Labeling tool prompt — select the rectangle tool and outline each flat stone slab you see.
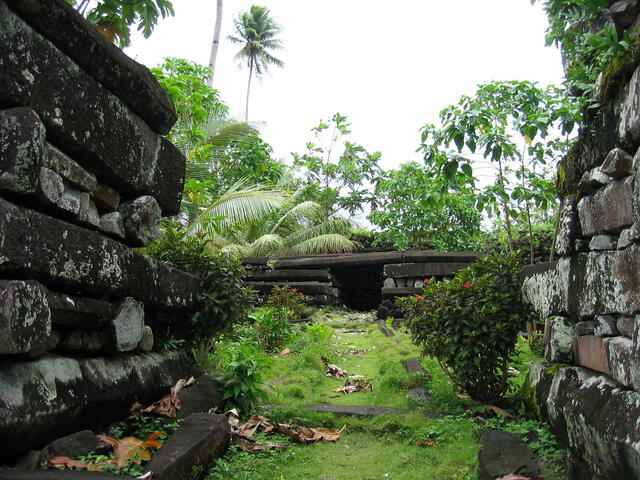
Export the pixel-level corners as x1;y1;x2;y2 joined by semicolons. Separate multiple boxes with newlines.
403;358;426;374
382;287;422;298
377;320;395;337
383;262;471;278
245;269;331;282
247;281;336;296
0;351;194;461
0;197;200;310
0;470;122;479
305;403;444;419
478;430;540;480
145;413;230;480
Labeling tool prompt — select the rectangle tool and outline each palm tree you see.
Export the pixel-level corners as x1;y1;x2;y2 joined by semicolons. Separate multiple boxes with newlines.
207;0;223;86
228;5;284;121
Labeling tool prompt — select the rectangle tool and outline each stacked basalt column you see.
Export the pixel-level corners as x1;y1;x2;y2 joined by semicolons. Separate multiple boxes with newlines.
521;3;640;478
0;0;202;461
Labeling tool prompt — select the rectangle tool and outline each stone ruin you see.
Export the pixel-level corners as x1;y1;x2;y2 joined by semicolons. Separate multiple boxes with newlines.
244;250;476;310
0;0;204;463
521;2;640;477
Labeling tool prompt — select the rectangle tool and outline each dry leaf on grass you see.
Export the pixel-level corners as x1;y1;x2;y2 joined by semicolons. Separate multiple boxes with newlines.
333;379;372;394
477;405;515;418
274;424;347;445
97;431;164;468
325;364;349;379
495;466;544;480
420;440;437;447
144;377;196;417
47;456;111;471
273;347;292;358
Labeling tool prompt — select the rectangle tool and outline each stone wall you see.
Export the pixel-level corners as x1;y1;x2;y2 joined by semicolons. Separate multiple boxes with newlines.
521;2;640;477
0;0;201;461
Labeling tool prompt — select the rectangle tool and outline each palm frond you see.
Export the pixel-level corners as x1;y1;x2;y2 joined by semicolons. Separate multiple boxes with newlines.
284;218;352;248
270;201;322;234
248;233;285;257
286;234;356;255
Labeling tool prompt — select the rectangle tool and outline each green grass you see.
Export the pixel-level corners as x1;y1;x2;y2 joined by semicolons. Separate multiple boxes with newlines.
205;307;559;480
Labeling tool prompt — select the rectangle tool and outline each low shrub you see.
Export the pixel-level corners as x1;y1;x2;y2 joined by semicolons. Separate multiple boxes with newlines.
251;306;295;353
265;285;307;320
219;344;270;415
400;255;534;401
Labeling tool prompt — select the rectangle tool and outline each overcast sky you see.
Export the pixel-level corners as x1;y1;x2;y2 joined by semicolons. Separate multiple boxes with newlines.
125;1;565;170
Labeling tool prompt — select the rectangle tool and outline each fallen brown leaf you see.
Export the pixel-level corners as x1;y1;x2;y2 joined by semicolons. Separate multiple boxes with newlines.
421;440;437;447
47;456;111;471
479;405;515;418
273;347;291;358
98;431;164;468
144;377;196;417
325;364;350;379
275;424;347;444
333;379;372;394
495;465;544;480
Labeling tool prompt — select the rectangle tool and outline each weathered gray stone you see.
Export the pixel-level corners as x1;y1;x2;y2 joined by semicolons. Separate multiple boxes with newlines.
5;0;177;135
82;330;106;352
521;258;570;317
0;4;184;214
523;363;640;479
577;335;610;374
578;176;634;236
0;107;45;195
58;329;84;351
575;238;590;252
589;233;618;251
594;314;619;336
0;197;201;311
56;187;88;216
617;316;636;337
247;281;336;296
244;269;331;282
383;278;395;288
119;195;161;247
619;66;640;148
37;167;64;205
617;224;640;249
604;336;636;387
601;148;634;178
110;297;144;352
0;351;194;462
93;183;120;211
13;450;41;469
403;358;426;374
29;329;60;357
99;211;125;239
545;316;575;363
611;0;640;28
43;144;96;193
78;199;100;228
0;280;51;355
556;196;580;257
137;325;154;353
578;167;612;194
575;320;596;336
144;413;230;480
38;430;101;466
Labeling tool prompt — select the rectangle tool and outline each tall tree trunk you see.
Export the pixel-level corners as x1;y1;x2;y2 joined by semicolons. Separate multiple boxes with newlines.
206;0;223;87
497;158;515;255
520;145;535;265
245;57;254;122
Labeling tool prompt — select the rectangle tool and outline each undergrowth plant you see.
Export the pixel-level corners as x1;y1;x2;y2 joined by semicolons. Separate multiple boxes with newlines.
265;285;307;320
401;255;534;401
220;344;270;415
251;306;295;353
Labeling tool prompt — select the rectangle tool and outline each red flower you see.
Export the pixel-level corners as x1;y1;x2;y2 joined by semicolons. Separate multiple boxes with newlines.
416;295;424;300
298;292;304;296
423;278;429;284
463;283;472;288
290;288;298;292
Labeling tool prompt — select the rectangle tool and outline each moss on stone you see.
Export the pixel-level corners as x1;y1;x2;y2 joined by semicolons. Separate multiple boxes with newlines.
597;48;640;106
519;370;541;419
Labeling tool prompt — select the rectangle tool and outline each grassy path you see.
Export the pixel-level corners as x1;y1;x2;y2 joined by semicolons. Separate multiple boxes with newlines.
206;309;482;480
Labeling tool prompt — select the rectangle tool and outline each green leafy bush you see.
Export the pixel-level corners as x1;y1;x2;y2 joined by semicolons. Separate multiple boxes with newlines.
304;322;333;344
265;285;307;320
251;306;295;353
220;344;269;415
145;222;255;345
400;255;534;401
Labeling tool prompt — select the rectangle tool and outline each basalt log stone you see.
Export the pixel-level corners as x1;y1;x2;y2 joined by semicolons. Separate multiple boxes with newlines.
0;2;184;215
578;176;634;236
383;262;470;278
37;167;64;206
4;0;177;135
521;259;571;318
246;281;336;296
0;107;45;195
244;269;332;282
47;291;113;329
523;363;640;479
109;297;144;352
0;351;195;462
555;196;580;257
0;280;51;355
119;195;161;247
0;197;200;311
99;211;125;239
44;144;97;193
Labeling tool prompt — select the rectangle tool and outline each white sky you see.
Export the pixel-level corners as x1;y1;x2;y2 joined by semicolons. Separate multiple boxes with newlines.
125;0;565;171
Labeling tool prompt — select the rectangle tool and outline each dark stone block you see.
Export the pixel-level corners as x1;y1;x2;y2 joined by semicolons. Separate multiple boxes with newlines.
556;197;580;257
244;269;331;282
0;470;123;479
403;358;425;374
145;413;230;480
177;374;224;419
383;262;470;278
578;177;634;236
601;147;634;178
38;430;101;466
0;197;200;311
0;3;183;214
119;195;161;247
0;107;45;195
4;0;177;135
381;287;422;298
0;351;195;462
246;281;335;296
47;291;113;329
377;319;394;337
478;430;539;480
